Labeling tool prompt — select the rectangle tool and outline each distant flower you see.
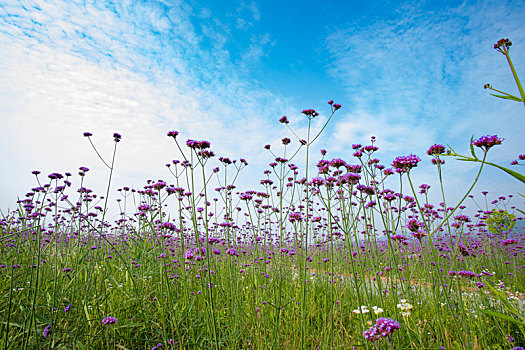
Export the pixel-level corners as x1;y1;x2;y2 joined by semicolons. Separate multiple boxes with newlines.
226;248;238;256
494;38;512;53
32;170;41;175
102;316;117;325
472;135;503;151
167;130;179;138
279;116;289;124
397;299;413;317
113;133;122;142
427;144;446;155
83;132;92;137
43;324;52;338
64;304;71;312
353;305;370;314
302;109;319;118
392;154;421;173
372;306;384;315
407;219;421;232
282;138;291;145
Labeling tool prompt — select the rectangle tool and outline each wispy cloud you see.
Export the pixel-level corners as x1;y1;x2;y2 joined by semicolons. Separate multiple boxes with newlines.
323;0;525;202
0;0;295;211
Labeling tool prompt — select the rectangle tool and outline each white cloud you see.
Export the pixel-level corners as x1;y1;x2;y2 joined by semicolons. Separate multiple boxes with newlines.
0;0;296;215
323;0;525;205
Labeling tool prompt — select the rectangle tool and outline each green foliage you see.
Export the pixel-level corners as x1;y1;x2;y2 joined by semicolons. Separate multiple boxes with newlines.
485;209;516;235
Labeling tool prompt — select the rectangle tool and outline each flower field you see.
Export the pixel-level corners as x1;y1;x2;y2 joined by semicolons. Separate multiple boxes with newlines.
1;101;524;350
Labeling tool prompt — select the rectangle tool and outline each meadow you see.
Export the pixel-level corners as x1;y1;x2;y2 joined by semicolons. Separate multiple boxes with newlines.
1;39;525;350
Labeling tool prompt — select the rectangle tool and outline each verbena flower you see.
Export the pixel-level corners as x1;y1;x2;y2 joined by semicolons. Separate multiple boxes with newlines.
42;324;52;338
363;317;400;342
392;154;421;173
427;144;446;155
472;135;503;151
102;316;117;325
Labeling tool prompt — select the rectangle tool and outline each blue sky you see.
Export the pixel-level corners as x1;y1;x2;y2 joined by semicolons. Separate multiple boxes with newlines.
0;0;524;215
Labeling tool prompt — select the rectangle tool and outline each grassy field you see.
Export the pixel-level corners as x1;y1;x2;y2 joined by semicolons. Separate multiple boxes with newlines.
1;109;525;349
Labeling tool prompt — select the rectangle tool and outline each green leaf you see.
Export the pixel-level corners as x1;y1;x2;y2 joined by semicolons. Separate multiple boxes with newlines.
484;161;525;184
478;309;525;325
469;136;478;160
490;93;524;102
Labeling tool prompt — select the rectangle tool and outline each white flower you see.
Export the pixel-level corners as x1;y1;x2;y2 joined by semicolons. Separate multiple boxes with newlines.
352;305;370;314
372;306;383;315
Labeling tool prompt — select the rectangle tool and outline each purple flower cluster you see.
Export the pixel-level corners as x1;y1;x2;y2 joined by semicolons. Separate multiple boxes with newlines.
362;317;400;342
472;135;503;151
102;316;117;325
427;144;446;155
392;154;421;173
457;270;476;278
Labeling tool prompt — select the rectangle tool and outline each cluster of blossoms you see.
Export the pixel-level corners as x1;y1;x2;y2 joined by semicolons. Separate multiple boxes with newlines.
392;154;421;173
494;38;512;53
352;305;370;314
396;299;413;317
362;318;401;342
102;316;117;325
472;135;504;151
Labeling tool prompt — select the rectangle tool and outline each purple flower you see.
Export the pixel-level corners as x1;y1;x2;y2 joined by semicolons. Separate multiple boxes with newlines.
226;248;238;256
457;270;476;278
167;130;179;138
279;116;289;124
43;324;52;338
302;109;319;118
427;144;446;156
102;316;117;325
392;154;421;173
64;304;71;312
113;133;122;142
363;317;400;342
472;135;503;151
83;132;92;137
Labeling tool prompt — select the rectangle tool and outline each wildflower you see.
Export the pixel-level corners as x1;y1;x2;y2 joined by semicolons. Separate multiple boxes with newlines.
282;138;291;145
83;132;92;137
226;248;238;256
43;324;52;338
353;305;370;314
472;135;503;151
64;304;71;312
457;270;476;278
113;133;122;142
407;219;421;232
427;144;446;155
102;316;117;325
372;306;384;315
494;38;512;53
397;299;413;317
363;318;400;342
167;130;179;138
302;109;319;118
392;154;421;173
279;116;289;124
